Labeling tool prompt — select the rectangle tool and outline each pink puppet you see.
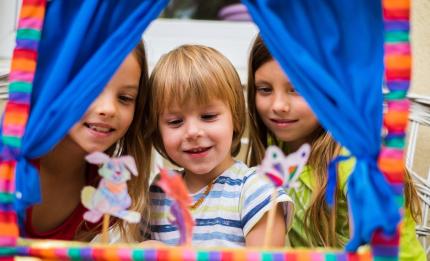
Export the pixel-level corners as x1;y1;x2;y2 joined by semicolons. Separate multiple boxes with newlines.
156;168;194;245
81;152;141;224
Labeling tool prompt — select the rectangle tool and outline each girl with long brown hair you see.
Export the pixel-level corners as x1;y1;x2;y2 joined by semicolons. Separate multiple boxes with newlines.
25;42;152;243
246;35;424;259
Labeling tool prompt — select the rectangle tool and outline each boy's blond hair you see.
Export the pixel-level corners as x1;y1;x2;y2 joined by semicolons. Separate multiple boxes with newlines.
147;44;246;161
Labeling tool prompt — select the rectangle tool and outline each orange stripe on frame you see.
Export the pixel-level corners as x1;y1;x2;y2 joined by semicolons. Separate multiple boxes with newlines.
378;162;405;178
383;0;410;9
384;111;409;126
4;112;28;125
20;5;46;20
0;223;19;236
0;163;15;181
385;55;411;68
11;58;37;72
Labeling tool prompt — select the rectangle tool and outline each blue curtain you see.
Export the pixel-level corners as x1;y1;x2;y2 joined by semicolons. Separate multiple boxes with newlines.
241;0;400;250
10;0;169;227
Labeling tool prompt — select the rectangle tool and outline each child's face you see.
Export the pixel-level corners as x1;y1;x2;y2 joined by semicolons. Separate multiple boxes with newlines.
69;53;141;153
255;59;319;150
159;99;235;178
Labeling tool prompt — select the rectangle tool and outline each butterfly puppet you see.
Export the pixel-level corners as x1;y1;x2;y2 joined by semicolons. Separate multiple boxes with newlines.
257;144;311;191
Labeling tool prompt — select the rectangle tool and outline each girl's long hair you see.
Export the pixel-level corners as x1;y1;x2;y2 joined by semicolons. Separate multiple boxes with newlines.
246;35;422;247
76;41;151;242
246;35;343;247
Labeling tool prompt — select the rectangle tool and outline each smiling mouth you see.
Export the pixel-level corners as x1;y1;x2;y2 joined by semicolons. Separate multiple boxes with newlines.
84;123;115;133
270;118;298;124
184;146;212;155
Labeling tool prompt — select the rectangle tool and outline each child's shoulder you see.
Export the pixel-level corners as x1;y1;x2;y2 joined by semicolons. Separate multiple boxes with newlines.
218;161;257;184
218;161;276;191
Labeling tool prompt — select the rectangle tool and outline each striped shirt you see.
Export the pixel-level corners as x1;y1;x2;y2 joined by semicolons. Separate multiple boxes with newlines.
149;161;294;247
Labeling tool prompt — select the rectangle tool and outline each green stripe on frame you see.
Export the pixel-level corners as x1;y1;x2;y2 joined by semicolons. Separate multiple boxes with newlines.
384;90;407;100
384;138;405;149
2;136;21;148
9;82;32;93
0;193;15;203
385;31;409;43
16;29;41;41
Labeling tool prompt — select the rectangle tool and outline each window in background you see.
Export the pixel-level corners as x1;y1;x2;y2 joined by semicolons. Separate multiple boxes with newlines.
161;0;251;22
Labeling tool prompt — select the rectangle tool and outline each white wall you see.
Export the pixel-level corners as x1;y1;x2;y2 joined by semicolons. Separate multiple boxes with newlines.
0;0;20;59
143;18;258;83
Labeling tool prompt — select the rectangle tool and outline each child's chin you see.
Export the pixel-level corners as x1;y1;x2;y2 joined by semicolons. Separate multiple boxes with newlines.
185;166;213;176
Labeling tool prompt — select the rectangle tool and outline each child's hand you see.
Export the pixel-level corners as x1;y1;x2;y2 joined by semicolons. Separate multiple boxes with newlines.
140;240;166;247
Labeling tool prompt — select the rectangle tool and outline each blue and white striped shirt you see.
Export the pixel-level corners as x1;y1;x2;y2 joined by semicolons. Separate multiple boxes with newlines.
149;161;294;247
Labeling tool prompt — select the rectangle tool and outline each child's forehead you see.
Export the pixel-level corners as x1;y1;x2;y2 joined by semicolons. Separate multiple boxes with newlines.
161;99;227;114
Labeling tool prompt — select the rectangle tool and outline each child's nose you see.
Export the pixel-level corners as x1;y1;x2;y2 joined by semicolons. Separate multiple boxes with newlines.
93;93;116;118
185;121;203;140
272;92;290;113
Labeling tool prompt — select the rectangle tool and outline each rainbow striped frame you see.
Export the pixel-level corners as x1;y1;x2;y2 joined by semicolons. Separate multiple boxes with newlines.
0;0;46;247
372;0;411;260
0;0;411;260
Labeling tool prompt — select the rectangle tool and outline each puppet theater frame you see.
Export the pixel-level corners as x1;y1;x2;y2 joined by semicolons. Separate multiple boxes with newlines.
0;0;412;260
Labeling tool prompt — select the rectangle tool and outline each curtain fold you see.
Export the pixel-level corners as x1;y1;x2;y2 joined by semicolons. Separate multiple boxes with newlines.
1;0;169;228
241;0;400;251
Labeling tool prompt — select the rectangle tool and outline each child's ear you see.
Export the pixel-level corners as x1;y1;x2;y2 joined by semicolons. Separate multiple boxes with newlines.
120;156;138;176
85;152;110;164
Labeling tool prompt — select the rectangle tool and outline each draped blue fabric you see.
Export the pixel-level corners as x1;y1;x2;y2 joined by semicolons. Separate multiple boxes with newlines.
11;0;169;229
241;0;400;251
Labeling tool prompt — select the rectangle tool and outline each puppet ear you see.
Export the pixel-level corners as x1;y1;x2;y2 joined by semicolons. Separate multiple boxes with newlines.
85;152;110;164
119;156;138;176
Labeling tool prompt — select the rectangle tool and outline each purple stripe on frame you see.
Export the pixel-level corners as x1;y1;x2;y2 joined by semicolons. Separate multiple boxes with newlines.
9;93;31;104
144;249;156;260
79;247;93;260
16;39;39;51
16;246;29;255
336;253;347;261
384;21;410;31
0;147;19;161
209;251;221;260
0;203;14;212
385;133;405;139
390;183;404;194
272;252;285;261
372;246;399;257
386;128;406;135
386;80;410;91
